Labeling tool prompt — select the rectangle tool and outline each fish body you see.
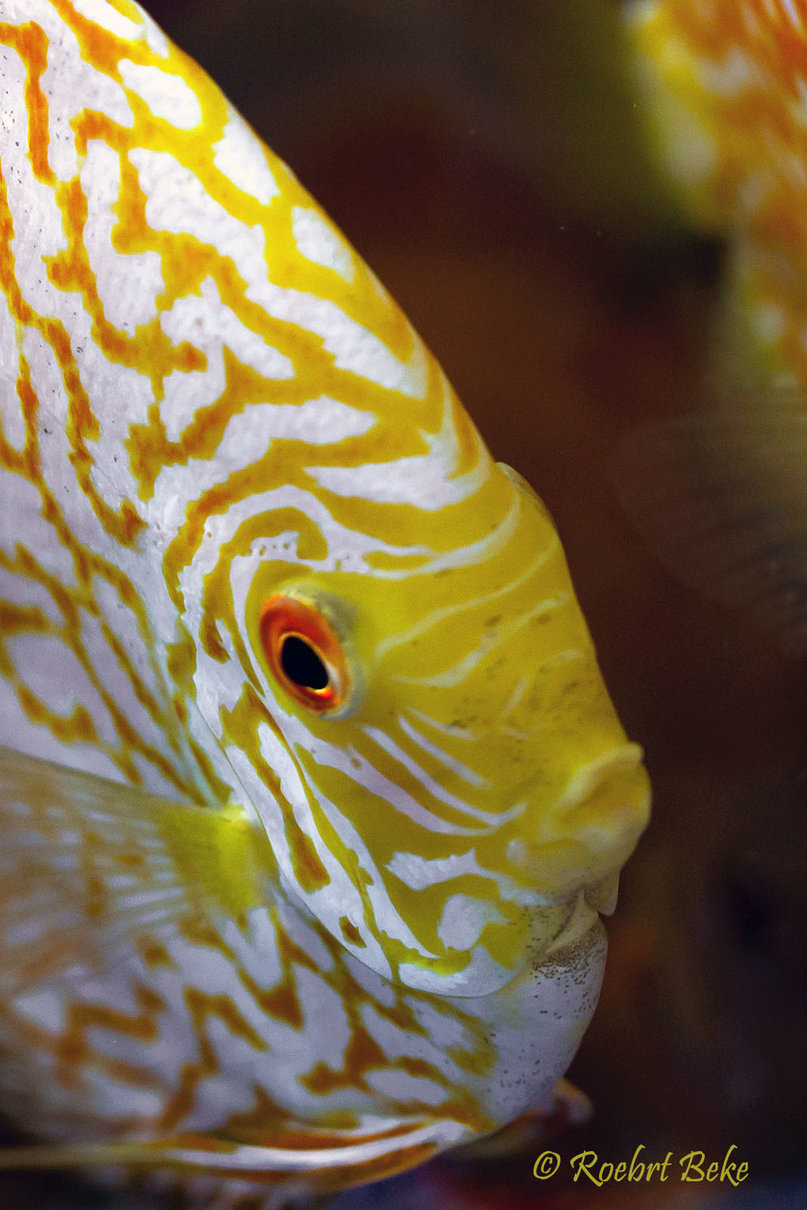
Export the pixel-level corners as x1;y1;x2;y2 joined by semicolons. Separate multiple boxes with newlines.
617;2;807;652
0;1;649;1203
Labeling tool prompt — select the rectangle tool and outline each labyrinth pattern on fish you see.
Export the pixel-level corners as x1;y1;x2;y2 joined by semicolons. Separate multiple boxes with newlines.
0;1;648;1199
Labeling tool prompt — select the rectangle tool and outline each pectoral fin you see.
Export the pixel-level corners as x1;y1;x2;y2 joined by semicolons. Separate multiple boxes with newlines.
0;747;274;991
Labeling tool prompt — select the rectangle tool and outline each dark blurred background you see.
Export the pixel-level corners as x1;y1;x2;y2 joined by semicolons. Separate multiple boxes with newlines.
8;1;807;1206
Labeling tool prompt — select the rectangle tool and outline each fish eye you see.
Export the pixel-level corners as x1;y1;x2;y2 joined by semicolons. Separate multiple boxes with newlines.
280;636;329;690
260;594;350;713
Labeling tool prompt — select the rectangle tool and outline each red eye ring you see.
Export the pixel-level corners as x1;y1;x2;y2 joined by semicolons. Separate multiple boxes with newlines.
259;594;350;713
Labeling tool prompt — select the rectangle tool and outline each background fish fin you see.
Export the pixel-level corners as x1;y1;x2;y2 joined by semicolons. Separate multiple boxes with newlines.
0;748;274;991
611;398;807;655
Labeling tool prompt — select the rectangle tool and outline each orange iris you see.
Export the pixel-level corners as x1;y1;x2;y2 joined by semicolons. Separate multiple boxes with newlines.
259;594;350;713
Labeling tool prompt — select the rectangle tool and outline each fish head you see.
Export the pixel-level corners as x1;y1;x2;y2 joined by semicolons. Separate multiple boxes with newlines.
185;389;649;996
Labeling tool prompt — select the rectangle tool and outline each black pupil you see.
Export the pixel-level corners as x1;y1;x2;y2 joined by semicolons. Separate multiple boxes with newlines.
280;635;329;691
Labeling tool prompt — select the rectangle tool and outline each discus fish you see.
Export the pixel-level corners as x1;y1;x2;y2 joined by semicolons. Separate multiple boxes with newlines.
0;2;649;1205
618;0;807;653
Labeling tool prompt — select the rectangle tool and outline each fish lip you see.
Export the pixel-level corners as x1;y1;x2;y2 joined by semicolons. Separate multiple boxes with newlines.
541;888;607;960
502;884;609;982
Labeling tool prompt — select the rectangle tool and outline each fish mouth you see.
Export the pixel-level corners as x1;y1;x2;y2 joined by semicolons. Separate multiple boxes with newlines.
509;868;621;981
583;868;621;915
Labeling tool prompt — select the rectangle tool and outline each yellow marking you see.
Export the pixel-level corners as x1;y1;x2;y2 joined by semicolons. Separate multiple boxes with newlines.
156;799;274;920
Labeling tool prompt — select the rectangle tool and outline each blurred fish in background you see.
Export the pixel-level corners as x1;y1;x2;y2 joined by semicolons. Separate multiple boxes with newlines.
4;0;806;1207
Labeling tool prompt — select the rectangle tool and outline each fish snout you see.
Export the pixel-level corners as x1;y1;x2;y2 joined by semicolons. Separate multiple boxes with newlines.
502;743;651;903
